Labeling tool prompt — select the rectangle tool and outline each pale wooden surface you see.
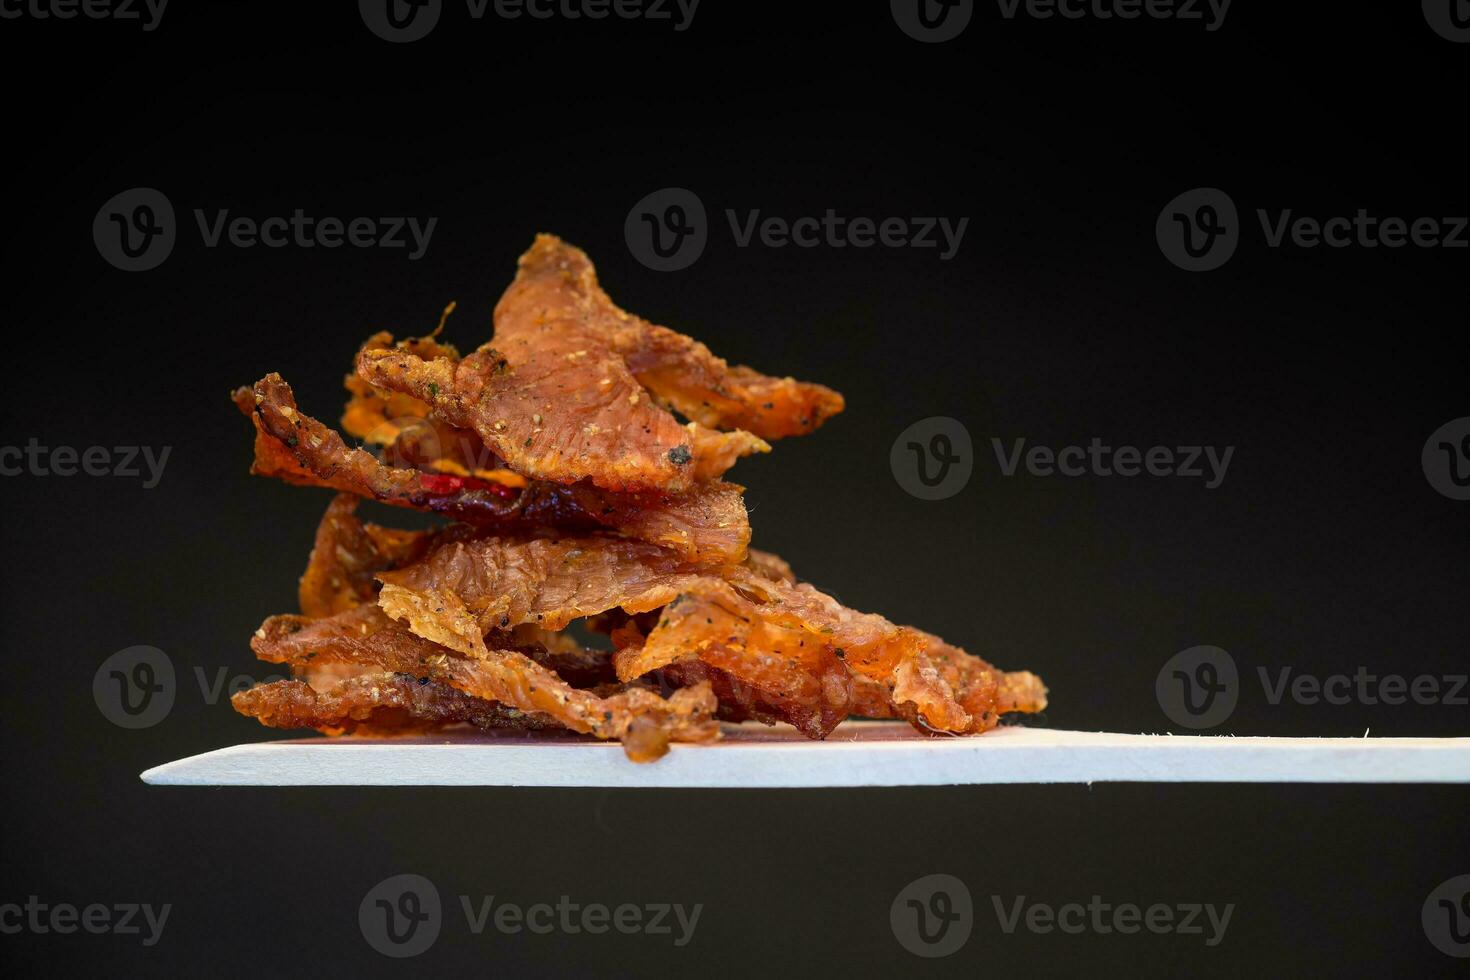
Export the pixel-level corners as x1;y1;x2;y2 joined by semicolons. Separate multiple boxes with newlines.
139;722;1470;787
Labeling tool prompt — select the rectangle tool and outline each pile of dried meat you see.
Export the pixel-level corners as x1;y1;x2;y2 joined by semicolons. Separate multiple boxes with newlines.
231;235;1046;761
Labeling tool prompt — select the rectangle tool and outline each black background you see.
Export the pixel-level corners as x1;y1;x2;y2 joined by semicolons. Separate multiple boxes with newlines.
0;1;1466;975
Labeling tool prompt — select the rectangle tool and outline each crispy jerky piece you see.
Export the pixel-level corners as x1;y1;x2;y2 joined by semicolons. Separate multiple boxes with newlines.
377;531;1041;735
341;327;463;444
515;235;844;439
357;336;766;493
633;587;853;738
341;329;507;479
433;638;717;762
613;564;1042;735
906;630;1048;730
232;672;555;736
376;534;708;634
236;373;750;564
253;605;608;685
298;494;432;617
842;636;1047;733
247;604;717;761
701;573;1047;734
237;374;522;520
355;234;826;492
341;323;461;431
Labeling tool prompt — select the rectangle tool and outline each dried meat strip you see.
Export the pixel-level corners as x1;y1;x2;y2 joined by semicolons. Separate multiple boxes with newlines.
514;235;843;439
355;235;841;493
375;534;706;634
357;332;765;493
378;531;1044;736
245;603;717;761
236;373;750;564
232;672;556;736
298;494;432;617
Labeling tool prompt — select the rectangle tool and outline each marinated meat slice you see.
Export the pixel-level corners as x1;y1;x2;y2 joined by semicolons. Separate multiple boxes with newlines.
252;603;461;674
589;480;749;565
375;534;706;634
429;635;717;762
246;603;718;761
255;604;611;688
636;589;1046;736
357;334;767;494
341;328;461;444
236;373;750;564
905;630;1048;730
378;531;1042;735
512;235;843;439
354;234;843;492
607;569;949;724
630;588;853;738
231;672;556;736
683;424;769;483
298;494;433;617
340;329;507;476
688;572;1046;735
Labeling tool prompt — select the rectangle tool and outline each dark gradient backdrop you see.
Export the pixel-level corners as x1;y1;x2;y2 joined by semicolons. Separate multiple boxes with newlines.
0;2;1465;976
